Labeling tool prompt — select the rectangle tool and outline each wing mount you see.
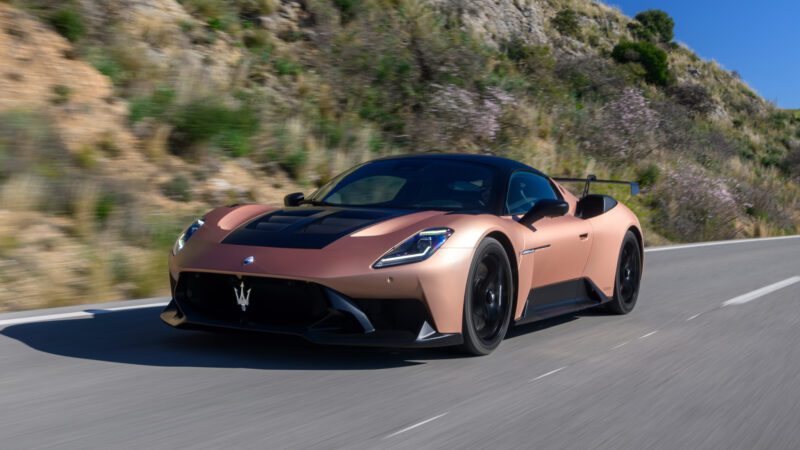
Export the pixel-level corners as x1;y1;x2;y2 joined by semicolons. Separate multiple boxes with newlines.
552;175;640;198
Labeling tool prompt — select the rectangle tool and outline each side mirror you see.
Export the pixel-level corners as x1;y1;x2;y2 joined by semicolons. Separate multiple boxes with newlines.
284;192;305;207
519;199;569;227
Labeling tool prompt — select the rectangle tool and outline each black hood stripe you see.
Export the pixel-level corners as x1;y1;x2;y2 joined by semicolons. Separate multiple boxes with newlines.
221;207;413;249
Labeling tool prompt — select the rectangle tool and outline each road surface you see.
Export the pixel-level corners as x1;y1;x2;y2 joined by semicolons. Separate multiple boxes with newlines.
1;236;799;449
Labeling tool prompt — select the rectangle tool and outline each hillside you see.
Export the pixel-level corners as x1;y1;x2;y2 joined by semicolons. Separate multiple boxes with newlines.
0;0;798;310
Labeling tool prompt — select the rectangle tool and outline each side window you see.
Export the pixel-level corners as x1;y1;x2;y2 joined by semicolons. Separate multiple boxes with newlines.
505;172;558;215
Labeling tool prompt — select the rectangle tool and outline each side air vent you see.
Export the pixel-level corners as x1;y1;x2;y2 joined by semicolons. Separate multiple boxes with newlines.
576;194;618;220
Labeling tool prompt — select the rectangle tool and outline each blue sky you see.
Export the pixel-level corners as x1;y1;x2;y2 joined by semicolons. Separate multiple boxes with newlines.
609;0;800;108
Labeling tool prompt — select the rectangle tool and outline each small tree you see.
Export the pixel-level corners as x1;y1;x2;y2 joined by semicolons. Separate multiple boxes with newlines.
630;9;674;44
611;41;670;86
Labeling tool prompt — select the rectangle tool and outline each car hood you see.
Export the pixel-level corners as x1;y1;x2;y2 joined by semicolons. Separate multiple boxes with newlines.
220;206;421;249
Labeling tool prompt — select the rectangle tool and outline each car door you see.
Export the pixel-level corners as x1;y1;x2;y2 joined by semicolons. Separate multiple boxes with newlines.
506;172;593;308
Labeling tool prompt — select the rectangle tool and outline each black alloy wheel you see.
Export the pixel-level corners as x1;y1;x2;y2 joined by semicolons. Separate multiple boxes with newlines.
461;238;513;355
605;230;642;315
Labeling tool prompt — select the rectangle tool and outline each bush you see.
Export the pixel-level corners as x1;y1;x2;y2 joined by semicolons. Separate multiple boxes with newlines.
170;99;260;157
577;87;660;161
630;9;674;43
637;164;660;189
236;0;280;19
94;192;118;226
739;178;795;230
551;9;580;38
556;56;629;103
322;0;490;145
422;84;513;146
48;6;86;42
0;110;70;180
611;41;670;86
652;166;739;242
161;175;193;202
129;87;176;123
784;140;800;179
333;0;361;24
667;84;715;117
51;85;72;105
273;57;302;76
502;38;556;78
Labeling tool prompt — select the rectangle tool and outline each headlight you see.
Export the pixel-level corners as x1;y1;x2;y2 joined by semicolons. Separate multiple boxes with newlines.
172;218;205;255
373;228;453;268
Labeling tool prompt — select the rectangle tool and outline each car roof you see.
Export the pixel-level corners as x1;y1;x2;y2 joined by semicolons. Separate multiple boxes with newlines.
374;153;545;177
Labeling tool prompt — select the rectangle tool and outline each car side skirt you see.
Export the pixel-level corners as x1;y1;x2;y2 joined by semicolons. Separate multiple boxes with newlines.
515;278;610;325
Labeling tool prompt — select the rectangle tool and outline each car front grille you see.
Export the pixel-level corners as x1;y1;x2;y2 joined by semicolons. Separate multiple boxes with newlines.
175;272;330;328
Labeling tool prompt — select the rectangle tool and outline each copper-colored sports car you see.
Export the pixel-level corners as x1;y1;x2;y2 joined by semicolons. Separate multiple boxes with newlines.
162;154;643;355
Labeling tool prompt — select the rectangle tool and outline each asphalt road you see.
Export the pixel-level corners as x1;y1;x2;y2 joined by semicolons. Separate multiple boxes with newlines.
1;236;799;449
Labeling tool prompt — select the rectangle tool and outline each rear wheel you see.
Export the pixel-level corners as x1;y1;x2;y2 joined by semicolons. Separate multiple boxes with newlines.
460;238;513;356
604;230;642;315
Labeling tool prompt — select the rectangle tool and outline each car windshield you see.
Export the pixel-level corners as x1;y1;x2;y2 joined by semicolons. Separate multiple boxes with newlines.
309;159;498;212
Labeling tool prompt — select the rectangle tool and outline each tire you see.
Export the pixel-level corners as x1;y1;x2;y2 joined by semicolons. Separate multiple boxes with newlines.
604;230;642;315
460;238;514;356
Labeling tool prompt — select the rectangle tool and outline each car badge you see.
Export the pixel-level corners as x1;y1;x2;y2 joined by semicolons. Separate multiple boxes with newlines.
243;256;255;266
234;281;251;312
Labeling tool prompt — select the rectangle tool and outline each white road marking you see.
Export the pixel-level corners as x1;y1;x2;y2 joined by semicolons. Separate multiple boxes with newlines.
384;413;448;439
645;235;799;253
0;311;94;327
638;331;658;339
102;302;168;312
531;366;567;381
687;314;701;321
722;276;800;307
612;341;629;349
0;302;168;327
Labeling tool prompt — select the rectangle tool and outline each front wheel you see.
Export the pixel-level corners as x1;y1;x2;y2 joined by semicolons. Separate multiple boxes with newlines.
460;238;514;356
604;230;642;315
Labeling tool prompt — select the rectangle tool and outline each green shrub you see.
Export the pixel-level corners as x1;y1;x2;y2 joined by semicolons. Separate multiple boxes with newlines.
273;57;302;76
51;85;72;105
94;193;117;226
129;87;176;123
551;9;580;38
281;150;307;179
171;99;260;156
501;38;555;80
630;9;674;43
611;41;670;85
88;52;125;85
637;164;661;188
75;145;98;169
333;0;360;24
48;6;85;42
161;175;193;202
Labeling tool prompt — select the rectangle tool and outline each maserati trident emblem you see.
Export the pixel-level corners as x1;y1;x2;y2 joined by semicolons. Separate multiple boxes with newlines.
234;281;251;311
243;256;255;265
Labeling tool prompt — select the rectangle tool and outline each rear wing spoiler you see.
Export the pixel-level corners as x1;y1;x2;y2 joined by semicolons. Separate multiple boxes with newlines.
552;175;640;198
